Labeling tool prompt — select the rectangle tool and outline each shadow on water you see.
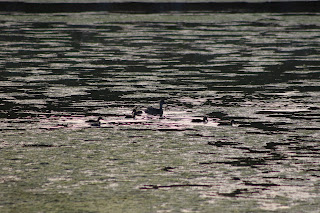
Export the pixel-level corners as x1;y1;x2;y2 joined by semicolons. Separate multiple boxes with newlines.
0;11;320;212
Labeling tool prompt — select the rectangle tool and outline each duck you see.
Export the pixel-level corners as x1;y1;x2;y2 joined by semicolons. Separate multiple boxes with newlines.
125;109;137;118
218;120;235;126
86;116;103;127
133;107;143;116
192;116;208;123
145;100;165;116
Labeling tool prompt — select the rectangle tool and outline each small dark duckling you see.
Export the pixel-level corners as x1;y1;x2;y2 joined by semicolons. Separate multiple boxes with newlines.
192;116;208;123
218;120;235;126
125;109;137;118
135;109;143;116
132;107;143;116
86;116;103;127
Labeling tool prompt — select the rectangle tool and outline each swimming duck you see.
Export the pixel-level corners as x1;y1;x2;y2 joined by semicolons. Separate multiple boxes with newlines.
218;120;235;126
145;100;165;116
125;109;137;118
132;107;143;116
86;116;103;127
192;116;208;123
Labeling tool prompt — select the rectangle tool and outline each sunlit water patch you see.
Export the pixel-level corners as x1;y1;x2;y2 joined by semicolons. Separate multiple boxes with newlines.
0;12;320;212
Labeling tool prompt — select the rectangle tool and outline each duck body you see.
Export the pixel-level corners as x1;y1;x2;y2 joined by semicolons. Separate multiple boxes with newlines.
145;107;163;116
125;109;137;118
145;100;165;116
135;110;143;116
192;116;208;123
86;116;103;127
218;120;235;126
125;114;136;119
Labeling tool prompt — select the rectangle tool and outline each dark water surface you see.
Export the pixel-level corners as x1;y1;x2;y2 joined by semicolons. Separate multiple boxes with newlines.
1;12;320;212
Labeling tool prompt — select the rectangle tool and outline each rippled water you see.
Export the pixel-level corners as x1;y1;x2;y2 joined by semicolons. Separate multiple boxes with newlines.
1;12;320;212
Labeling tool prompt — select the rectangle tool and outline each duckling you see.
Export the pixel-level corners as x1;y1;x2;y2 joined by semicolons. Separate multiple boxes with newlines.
125;109;137;118
145;100;165;116
131;107;143;116
218;120;235;126
135;109;143;116
86;116;103;127
191;116;208;123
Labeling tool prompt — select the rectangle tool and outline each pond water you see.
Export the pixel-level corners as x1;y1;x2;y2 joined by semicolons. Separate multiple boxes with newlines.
0;11;320;212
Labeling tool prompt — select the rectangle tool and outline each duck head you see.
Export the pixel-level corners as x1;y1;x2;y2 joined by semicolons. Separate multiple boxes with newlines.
160;99;165;108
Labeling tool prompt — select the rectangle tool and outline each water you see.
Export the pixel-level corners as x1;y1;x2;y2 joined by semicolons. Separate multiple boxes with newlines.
0;11;320;212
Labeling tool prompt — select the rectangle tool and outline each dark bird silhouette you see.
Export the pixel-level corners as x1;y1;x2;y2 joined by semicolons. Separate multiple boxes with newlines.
191;116;208;123
218;120;235;126
86;116;103;127
145;100;165;116
125;109;137;118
